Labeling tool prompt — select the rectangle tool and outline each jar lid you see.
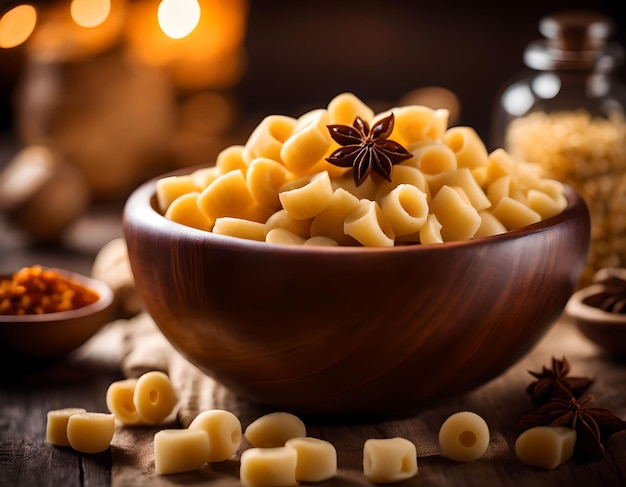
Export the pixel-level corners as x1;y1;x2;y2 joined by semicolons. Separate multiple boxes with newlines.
540;11;614;52
524;11;623;71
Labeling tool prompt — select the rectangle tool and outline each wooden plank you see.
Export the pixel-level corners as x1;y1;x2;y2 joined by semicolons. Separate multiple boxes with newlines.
0;363;117;486
1;321;625;486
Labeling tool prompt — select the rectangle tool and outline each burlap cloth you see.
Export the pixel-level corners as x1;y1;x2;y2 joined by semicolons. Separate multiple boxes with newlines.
83;311;276;486
77;304;605;486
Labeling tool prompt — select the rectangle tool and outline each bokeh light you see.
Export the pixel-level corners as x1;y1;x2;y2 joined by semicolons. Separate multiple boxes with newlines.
0;4;37;49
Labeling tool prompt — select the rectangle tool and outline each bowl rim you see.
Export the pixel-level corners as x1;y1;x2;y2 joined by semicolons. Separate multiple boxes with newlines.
124;167;588;255
0;267;115;324
565;283;626;326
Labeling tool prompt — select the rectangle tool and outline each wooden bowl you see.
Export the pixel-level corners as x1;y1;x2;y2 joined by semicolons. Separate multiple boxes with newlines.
0;269;115;361
565;278;626;358
123;174;590;415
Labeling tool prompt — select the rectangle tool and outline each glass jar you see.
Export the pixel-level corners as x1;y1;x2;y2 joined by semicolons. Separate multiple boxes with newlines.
491;11;626;286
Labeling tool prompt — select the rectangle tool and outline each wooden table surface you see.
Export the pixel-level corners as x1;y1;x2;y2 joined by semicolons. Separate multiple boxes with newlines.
1;210;625;487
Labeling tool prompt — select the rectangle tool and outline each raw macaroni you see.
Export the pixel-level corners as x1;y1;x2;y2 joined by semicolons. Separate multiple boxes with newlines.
240;447;298;487
106;372;177;426
244;412;307;448
514;426;576;470
46;408;87;447
66;412;115;454
363;437;418;483
285;437;337;482
157;93;567;246
154;429;211;475
438;411;490;462
132;371;177;425
188;409;243;462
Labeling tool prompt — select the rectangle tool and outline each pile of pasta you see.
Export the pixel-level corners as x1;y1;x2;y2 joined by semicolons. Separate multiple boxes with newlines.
156;92;567;247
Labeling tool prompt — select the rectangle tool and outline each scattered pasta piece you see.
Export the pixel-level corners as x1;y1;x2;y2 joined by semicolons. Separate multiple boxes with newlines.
46;370;592;480
240;447;298;487
244;412;306;448
66;412;115;454
285;437;337;482
46;408;86;447
438;411;490;462
515;426;576;470
133;371;177;425
363;437;418;483
154;429;210;475
106;378;142;425
188;409;243;462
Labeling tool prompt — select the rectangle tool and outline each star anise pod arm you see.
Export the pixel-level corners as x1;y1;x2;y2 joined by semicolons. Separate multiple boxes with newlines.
526;356;593;404
584;405;626;435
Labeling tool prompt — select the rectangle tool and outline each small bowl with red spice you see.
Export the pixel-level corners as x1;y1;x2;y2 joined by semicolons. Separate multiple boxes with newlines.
0;266;115;360
565;267;626;358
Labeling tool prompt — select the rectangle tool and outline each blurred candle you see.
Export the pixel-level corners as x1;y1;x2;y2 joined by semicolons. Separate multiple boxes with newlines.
70;0;111;28
125;0;248;91
158;0;201;39
25;0;126;62
0;4;37;49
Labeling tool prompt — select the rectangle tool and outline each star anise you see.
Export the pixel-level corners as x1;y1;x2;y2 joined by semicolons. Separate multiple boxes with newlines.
526;356;593;405
325;113;412;187
519;394;626;461
584;267;626;313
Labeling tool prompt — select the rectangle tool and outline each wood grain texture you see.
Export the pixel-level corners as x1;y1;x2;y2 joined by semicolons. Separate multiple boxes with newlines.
2;320;625;486
123;173;590;415
0;364;117;487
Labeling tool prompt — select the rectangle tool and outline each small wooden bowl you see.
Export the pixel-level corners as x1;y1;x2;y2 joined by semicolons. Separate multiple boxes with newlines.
123;174;590;415
565;283;626;358
0;269;115;360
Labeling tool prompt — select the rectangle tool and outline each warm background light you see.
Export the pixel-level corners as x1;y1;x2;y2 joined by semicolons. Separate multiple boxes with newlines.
158;0;201;39
126;0;248;91
26;0;126;62
0;4;37;49
71;0;112;28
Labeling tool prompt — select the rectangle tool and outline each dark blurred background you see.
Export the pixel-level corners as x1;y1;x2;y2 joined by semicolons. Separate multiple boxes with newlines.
1;0;625;144
238;0;626;142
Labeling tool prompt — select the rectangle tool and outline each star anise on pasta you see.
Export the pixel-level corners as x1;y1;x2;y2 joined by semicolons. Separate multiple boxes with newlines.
325;113;412;187
519;394;626;460
526;356;593;405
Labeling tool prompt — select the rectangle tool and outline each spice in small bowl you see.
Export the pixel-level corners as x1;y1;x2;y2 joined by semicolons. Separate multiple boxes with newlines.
565;267;626;358
0;266;115;360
